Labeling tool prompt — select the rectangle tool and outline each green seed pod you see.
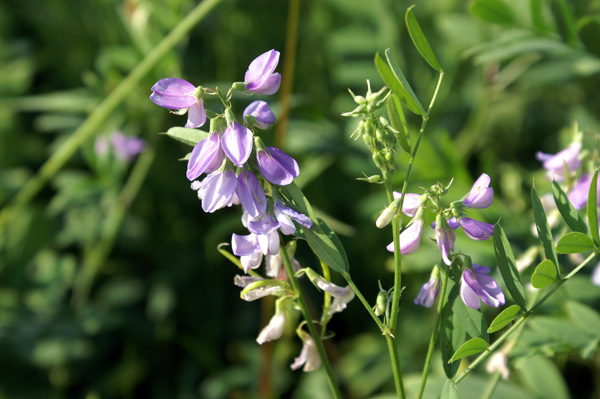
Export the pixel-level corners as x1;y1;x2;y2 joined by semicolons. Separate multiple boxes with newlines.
374;290;388;316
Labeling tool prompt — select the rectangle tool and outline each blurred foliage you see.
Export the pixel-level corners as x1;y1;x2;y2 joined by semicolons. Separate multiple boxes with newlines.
1;0;600;398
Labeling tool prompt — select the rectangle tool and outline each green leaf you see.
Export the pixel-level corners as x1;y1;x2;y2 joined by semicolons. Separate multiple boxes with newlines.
281;183;350;274
385;94;411;154
531;185;560;273
162;127;209;147
469;0;515;26
440;283;465;378
517;355;570;399
405;6;442;72
550;0;578;47
441;379;458;399
493;224;527;309
452;296;489;342
531;259;558;288
578;17;600;57
449;337;488;363
566;300;600;338
488;304;522;333
587;169;599;246
530;0;547;32
374;51;425;116
552;180;589;234
556;231;595;254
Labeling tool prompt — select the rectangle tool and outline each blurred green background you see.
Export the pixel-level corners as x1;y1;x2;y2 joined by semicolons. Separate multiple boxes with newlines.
1;0;600;398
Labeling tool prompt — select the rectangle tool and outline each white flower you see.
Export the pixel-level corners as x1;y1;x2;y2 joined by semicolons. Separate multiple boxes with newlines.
290;335;321;372
486;351;509;380
257;311;286;344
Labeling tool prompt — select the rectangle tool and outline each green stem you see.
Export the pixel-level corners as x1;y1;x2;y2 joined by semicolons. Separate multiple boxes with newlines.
320;260;333;336
280;244;342;399
417;266;449;399
343;273;386;331
454;251;599;384
71;146;156;306
0;0;224;235
482;372;502;399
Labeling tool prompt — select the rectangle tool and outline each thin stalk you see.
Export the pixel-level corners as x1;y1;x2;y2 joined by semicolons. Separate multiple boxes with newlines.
344;274;386;331
71;146;156;306
0;0;224;235
417;266;449;399
481;372;501;399
280;244;342;399
454;251;598;384
320;260;333;336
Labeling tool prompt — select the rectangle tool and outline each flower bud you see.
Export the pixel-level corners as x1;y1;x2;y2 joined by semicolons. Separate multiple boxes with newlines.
376;199;401;228
374;290;387;316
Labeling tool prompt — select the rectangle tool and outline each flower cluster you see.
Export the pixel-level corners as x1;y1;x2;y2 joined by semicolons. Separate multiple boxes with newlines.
151;50;353;372
380;174;503;310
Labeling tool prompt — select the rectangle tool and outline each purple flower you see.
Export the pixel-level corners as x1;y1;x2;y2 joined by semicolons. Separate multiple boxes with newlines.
222;122;254;167
392;192;423;217
386;215;424;254
150;78;206;128
274;199;313;235
244;50;281;95
414;274;440;308
257;147;299;186
232;233;263;273
187;133;224;181
435;220;456;265
460;265;505;310
197;171;237;213
258;231;280;256
463;173;494;209
95;132;146;162
236;170;267;218
459;217;494;241
567;174;600;210
243;101;276;129
536;142;581;182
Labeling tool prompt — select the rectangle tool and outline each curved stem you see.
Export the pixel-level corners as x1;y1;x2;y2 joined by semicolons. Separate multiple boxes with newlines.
0;0;225;235
320;260;333;336
280;243;342;399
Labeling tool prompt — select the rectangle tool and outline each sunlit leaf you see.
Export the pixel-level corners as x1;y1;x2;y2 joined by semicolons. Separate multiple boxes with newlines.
556;232;595;254
440;283;465;378
488;305;521;333
531;185;560;274
449;337;488;363
452;296;489;342
493;224;527;309
386;94;411;154
552;180;589;235
531;259;558;288
162;127;209;147
374;51;425;116
405;6;442;72
587;169;599;246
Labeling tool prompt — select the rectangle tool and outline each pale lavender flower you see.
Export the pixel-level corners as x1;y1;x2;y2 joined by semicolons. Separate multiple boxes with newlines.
459;217;494;241
460;265;505;310
463;173;494;209
257;147;299;186
310;275;355;315
186;133;224;181
536;142;581;181
150;78;206;128
232;233;263;273
244;50;281;95
291;334;321;372
257;311;286;344
414;274;440;308
236;170;267;218
246;213;280;235
243;100;276;129
222;122;253;167
392;192;423;217
273;199;313;235
198;171;237;213
567;174;600;210
435;220;456;266
110;132;146;161
258;230;280;256
386;213;425;254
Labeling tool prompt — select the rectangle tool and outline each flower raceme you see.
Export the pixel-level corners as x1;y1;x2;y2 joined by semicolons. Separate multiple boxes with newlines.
150;78;206;128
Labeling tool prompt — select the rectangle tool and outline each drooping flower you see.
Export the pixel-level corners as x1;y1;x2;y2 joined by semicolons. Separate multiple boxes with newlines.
311;275;355;315
435;217;456;265
460;265;505;310
232;233;263;273
257;147;299;186
244;50;282;95
414;272;441;308
235;170;267;218
243;100;276;129
257;310;286;345
290;333;321;372
186;133;224;181
273;199;313;235
222;122;253;167
196;171;238;213
463;173;494;209
150;78;206;128
392;192;424;217
536;142;581;181
459;217;494;241
386;210;425;254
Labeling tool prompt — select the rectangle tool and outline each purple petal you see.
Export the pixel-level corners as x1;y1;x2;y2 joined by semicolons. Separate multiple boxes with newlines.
185;100;207;128
275;199;313;229
472;270;505;307
150;92;197;110
248;214;280;235
257;147;299;186
151;78;196;96
463;173;494;209
186;134;223;181
387;218;424;254
235;170;267;218
392;192;422;217
201;171;237;213
414;279;440;308
436;226;455;266
243;100;276;129
110;132;146;161
460;272;482;310
232;233;261;256
249;73;281;95
258;231;280;255
222;122;253;167
459;217;494;241
245;50;280;89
